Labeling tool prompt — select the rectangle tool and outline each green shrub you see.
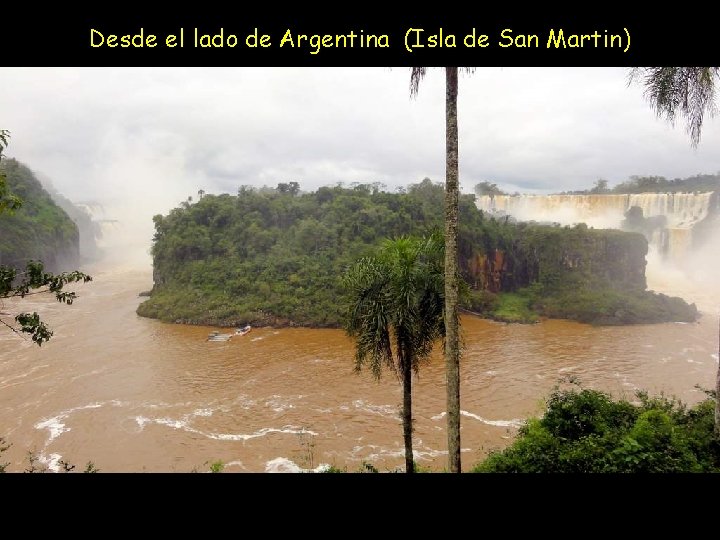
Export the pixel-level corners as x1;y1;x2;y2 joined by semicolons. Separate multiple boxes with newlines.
474;387;720;473
463;290;500;313
490;293;538;323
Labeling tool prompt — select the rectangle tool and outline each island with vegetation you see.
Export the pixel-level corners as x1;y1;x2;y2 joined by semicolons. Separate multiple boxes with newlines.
138;179;697;327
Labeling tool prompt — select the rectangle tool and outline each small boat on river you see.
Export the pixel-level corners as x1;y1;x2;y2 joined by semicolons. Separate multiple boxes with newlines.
235;325;252;336
207;325;251;342
207;331;233;342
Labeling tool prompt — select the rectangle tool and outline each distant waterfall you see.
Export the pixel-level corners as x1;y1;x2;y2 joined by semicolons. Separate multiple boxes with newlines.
626;193;713;228
476;192;715;259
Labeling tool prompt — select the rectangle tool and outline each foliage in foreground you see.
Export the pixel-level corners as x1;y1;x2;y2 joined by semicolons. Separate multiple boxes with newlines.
344;233;445;473
0;158;80;271
0;261;92;345
474;387;720;473
0;442;99;473
0;134;92;345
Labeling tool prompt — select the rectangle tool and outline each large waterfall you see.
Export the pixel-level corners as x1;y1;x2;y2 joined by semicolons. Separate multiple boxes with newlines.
476;192;716;259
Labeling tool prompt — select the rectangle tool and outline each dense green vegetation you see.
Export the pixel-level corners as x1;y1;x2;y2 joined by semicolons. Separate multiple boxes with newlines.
142;180;452;325
467;287;696;325
463;220;697;324
0;158;79;272
475;386;720;473
467;291;538;323
0;141;92;345
467;280;698;326
575;173;720;195
140;179;697;327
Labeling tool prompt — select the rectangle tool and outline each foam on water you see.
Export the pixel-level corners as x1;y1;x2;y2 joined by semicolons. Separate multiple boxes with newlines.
460;410;523;428
264;395;296;413
33;400;128;473
34;401;116;443
211;427;318;441
432;410;522;428
265;457;330;473
38;452;62;473
350;444;473;467
558;365;580;373
70;367;107;382
352;399;397;418
133;413;318;442
0;364;49;389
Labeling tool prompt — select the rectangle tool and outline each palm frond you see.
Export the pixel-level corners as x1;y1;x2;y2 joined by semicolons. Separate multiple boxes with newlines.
342;233;445;379
410;67;427;98
631;67;719;147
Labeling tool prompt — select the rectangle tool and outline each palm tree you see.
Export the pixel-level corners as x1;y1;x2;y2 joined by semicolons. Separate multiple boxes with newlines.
632;67;720;436
411;67;474;472
343;233;445;473
631;68;718;147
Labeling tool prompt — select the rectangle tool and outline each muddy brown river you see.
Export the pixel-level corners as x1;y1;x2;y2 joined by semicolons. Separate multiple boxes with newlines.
1;262;717;472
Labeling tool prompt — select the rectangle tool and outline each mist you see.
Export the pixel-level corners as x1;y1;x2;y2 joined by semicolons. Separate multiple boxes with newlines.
663;229;720;311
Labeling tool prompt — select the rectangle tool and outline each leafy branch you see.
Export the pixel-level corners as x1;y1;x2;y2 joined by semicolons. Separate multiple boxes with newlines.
0;261;92;345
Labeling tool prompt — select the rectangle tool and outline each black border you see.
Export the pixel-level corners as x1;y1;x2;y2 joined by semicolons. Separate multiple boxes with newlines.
1;7;715;66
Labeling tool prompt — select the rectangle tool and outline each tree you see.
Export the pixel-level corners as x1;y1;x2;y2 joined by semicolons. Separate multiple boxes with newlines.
590;179;609;194
411;67;474;472
0;262;92;344
0;131;92;345
343;234;445;473
276;182;300;196
0;130;21;213
475;181;504;197
632;66;720;437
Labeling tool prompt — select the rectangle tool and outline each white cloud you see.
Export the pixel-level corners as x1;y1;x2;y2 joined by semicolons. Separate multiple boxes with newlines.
1;66;719;215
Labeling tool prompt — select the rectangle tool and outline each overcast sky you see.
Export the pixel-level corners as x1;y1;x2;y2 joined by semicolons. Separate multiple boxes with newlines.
2;67;719;219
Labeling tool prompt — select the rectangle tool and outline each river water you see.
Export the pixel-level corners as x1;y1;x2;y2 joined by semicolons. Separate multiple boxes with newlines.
0;261;717;472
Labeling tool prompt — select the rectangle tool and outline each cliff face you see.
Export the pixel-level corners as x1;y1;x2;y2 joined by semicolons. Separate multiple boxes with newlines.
460;226;648;294
0;159;80;272
46;189;103;263
466;250;507;293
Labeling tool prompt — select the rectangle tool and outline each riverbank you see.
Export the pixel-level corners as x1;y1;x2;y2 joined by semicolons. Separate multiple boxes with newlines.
138;281;699;329
465;287;699;326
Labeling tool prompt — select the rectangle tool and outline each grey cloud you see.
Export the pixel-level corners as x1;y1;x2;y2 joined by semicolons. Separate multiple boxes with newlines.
2;66;719;208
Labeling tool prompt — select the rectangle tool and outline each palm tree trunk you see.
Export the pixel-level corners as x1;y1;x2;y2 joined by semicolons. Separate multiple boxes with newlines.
716;314;720;437
445;67;461;473
402;350;414;473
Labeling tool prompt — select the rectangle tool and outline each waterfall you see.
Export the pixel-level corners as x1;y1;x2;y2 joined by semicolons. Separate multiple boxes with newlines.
476;192;715;260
